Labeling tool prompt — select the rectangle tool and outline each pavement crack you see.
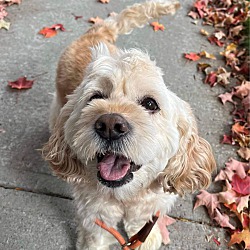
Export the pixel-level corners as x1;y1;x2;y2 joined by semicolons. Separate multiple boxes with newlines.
170;215;222;229
0;184;73;200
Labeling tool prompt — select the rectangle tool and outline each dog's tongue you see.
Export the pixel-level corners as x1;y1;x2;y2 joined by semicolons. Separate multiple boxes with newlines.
98;153;130;181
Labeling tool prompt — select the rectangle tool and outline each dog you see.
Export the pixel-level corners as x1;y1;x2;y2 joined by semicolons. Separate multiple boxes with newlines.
42;1;216;249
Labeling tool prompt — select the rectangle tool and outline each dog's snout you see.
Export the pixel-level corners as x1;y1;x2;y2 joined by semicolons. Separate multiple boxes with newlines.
95;113;130;140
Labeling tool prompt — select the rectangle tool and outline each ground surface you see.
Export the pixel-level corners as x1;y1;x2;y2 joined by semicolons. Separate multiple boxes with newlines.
0;0;239;249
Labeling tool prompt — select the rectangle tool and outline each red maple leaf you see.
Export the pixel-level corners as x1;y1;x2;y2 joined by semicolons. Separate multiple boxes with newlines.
193;0;208;18
8;76;34;90
231;174;250;196
39;23;65;38
205;71;217;87
184;52;201;61
208;36;224;47
221;134;233;145
150;21;165;31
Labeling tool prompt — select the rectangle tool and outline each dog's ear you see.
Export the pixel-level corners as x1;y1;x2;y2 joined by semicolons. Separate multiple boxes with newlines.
160;101;216;196
42;104;85;183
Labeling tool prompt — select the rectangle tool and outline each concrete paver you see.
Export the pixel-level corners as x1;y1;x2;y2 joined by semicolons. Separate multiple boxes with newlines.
0;0;238;249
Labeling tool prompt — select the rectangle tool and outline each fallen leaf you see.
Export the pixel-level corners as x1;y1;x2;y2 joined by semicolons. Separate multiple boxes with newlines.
213;208;235;229
197;63;211;72
216;67;231;86
218;92;235;105
39;23;65;38
237;147;250;161
157;215;176;245
242;94;250;112
219;188;238;206
0;5;7;20
50;23;65;31
236;195;250;213
214;30;226;40
228;228;250;249
205;71;217;87
0;19;10;30
99;0;109;3
88;16;104;24
232;123;249;135
8;76;34;90
231;174;250;196
229;25;244;38
72;13;83;20
184;52;201;61
219;185;249;213
194;190;220;217
208;36;224;47
199;50;216;59
5;0;22;4
234;81;250;98
39;27;57;38
188;10;200;19
215;158;247;182
150;21;165;31
221;134;233;145
193;0;208;18
200;29;209;36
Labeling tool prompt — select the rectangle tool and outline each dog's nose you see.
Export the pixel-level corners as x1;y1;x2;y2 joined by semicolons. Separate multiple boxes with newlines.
95;113;130;140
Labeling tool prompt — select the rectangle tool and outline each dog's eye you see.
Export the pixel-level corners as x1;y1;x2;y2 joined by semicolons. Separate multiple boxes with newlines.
140;97;160;112
89;93;104;102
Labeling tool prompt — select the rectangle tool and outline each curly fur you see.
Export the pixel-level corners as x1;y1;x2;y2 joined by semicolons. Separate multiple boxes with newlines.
42;1;216;249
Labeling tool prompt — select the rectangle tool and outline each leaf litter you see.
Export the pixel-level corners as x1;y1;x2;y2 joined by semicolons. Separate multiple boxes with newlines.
187;0;249;249
0;0;21;30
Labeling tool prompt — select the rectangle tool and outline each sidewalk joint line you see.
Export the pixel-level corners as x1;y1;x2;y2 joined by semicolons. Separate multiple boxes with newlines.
170;215;222;229
0;184;73;200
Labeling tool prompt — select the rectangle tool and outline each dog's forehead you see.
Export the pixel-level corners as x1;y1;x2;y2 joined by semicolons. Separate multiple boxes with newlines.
90;49;167;97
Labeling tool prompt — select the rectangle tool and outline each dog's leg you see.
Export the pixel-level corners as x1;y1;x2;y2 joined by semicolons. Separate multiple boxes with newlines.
76;224;117;250
124;219;162;250
74;189;124;250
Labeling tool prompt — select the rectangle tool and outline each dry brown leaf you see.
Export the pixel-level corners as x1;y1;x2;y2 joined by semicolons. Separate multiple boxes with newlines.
200;29;209;36
228;228;250;249
200;50;216;59
88;16;104;24
99;0;109;3
237;147;250;161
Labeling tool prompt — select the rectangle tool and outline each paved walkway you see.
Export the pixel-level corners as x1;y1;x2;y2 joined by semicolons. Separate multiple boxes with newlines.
0;0;238;249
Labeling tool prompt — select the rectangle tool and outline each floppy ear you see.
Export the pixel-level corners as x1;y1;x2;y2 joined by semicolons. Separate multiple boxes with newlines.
42;103;85;183
160;101;216;196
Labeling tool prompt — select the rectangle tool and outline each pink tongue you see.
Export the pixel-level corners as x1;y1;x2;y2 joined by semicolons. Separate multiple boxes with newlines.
98;153;130;181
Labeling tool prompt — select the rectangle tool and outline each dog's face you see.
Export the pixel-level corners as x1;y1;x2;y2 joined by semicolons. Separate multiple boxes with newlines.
43;44;215;201
64;46;180;200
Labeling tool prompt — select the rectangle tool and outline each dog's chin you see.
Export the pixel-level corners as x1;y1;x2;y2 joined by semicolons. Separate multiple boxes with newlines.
96;152;141;188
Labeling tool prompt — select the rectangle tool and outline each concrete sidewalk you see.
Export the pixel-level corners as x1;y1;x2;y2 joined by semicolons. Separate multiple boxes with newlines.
0;0;237;249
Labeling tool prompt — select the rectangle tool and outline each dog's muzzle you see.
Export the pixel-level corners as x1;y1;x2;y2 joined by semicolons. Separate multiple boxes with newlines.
94;113;141;188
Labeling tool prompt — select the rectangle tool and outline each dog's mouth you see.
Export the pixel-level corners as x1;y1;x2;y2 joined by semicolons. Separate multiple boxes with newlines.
97;152;141;188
